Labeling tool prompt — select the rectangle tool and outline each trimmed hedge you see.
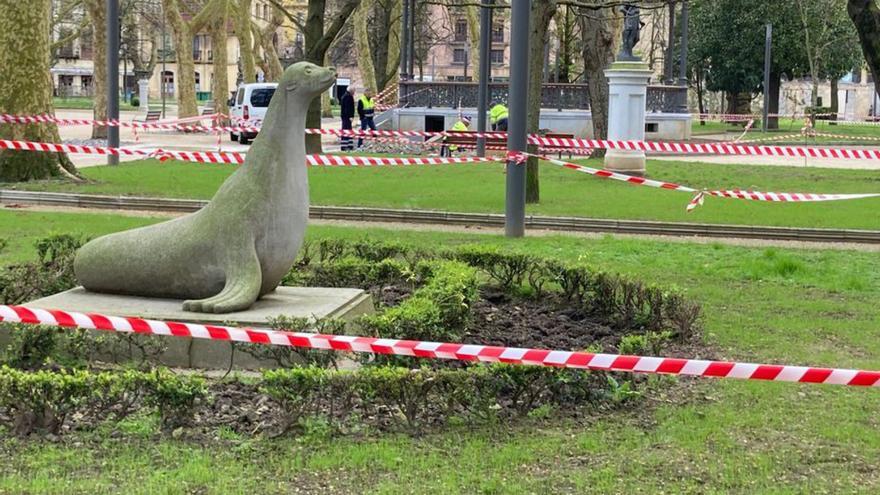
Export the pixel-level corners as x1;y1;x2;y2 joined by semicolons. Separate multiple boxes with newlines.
0;364;609;437
0;366;207;435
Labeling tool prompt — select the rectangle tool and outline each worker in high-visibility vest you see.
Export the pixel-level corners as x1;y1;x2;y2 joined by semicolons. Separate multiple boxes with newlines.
441;115;471;157
489;101;509;131
357;88;377;148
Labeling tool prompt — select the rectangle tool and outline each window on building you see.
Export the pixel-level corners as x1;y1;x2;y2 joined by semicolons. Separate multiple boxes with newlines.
490;49;504;64
81;75;93;96
192;36;201;61
80;32;93;59
263;4;269;19
454;19;468;42
453;48;467;64
491;23;504;42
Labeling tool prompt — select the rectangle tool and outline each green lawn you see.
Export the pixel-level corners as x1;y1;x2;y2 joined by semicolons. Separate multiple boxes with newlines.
693;116;880;141
7;158;880;230
1;208;879;492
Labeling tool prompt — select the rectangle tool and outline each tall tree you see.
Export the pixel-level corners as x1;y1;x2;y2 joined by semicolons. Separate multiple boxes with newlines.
795;0;861;108
82;0;109;138
847;0;880;98
161;0;219;118
0;0;79;181
353;0;402;92
688;0;807;127
577;5;621;152
271;0;360;151
524;0;557;204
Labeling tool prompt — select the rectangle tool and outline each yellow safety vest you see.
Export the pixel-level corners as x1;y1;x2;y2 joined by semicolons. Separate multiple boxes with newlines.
490;104;508;124
359;95;375;116
447;120;469;151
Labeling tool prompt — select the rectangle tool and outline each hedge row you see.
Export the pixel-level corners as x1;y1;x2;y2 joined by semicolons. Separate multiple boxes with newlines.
0;366;206;435
290;239;702;339
0;363;620;437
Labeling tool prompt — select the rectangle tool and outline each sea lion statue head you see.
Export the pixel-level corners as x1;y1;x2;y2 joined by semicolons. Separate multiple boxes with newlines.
280;62;337;105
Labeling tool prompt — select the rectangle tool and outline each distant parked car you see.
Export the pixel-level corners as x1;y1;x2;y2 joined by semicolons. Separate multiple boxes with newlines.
229;83;277;144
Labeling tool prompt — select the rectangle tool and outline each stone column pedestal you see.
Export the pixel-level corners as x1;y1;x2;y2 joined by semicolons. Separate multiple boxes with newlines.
604;61;652;176
137;79;149;112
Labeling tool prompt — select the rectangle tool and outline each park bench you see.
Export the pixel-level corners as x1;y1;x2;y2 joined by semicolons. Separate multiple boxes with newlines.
133;109;161;124
440;130;508;152
441;130;577;158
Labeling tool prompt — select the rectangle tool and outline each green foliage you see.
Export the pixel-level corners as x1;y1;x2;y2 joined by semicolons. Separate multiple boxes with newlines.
237;315;339;369
454;246;533;289
617;331;673;356
358;260;478;367
0;234;84;304
357;366;439;433
142;369;208;430
260;366;329;433
0;365;91;435
1;323;102;370
130;96;140;107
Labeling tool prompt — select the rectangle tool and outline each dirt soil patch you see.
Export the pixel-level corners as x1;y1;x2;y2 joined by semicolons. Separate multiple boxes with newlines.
465;288;625;352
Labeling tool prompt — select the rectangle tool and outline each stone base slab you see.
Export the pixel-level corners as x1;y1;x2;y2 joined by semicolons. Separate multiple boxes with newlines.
11;286;374;369
603;149;647;176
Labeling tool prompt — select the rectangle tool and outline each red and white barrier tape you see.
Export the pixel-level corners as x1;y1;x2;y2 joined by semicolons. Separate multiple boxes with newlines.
0;138;499;167
515;152;880;211
2;137;876;210
2;305;878;387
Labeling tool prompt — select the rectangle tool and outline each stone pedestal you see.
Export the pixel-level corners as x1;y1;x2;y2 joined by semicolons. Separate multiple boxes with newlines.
15;286;374;370
137;79;149;111
604;61;652;176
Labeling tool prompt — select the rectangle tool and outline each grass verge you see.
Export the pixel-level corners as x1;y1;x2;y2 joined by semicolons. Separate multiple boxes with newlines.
5;158;880;230
1;208;879;492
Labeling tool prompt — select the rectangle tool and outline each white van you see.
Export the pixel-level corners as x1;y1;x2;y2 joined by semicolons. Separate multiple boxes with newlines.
229;83;277;144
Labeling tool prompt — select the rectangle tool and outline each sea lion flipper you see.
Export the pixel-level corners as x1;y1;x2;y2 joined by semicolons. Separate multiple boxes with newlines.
182;242;263;314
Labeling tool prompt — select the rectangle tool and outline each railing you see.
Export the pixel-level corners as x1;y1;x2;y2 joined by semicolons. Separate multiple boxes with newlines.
398;81;688;113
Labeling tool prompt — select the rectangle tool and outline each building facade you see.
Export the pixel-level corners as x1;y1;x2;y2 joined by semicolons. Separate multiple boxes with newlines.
50;0;294;105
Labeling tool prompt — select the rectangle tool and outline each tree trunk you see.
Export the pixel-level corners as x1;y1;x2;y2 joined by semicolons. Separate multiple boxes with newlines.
83;0;108;139
304;0;361;153
848;0;880;98
696;69;706;126
579;6;621;156
830;77;839;116
0;0;78;181
304;0;328;153
525;0;557;204
353;0;378;91
381;0;402;89
258;6;285;81
210;14;229;118
234;0;257;84
162;0;199;118
466;5;480;83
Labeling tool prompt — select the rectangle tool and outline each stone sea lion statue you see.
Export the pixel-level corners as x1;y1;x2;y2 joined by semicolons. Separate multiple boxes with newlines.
74;62;337;313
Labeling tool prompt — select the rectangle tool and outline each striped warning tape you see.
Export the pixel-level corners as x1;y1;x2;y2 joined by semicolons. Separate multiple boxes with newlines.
2;305;877;387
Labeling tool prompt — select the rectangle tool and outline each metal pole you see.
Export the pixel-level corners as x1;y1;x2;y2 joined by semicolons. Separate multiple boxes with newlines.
476;0;493;157
400;0;410;80
505;0;529;238
762;23;772;132
665;1;675;84
677;0;689;113
678;0;688;84
107;0;120;165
